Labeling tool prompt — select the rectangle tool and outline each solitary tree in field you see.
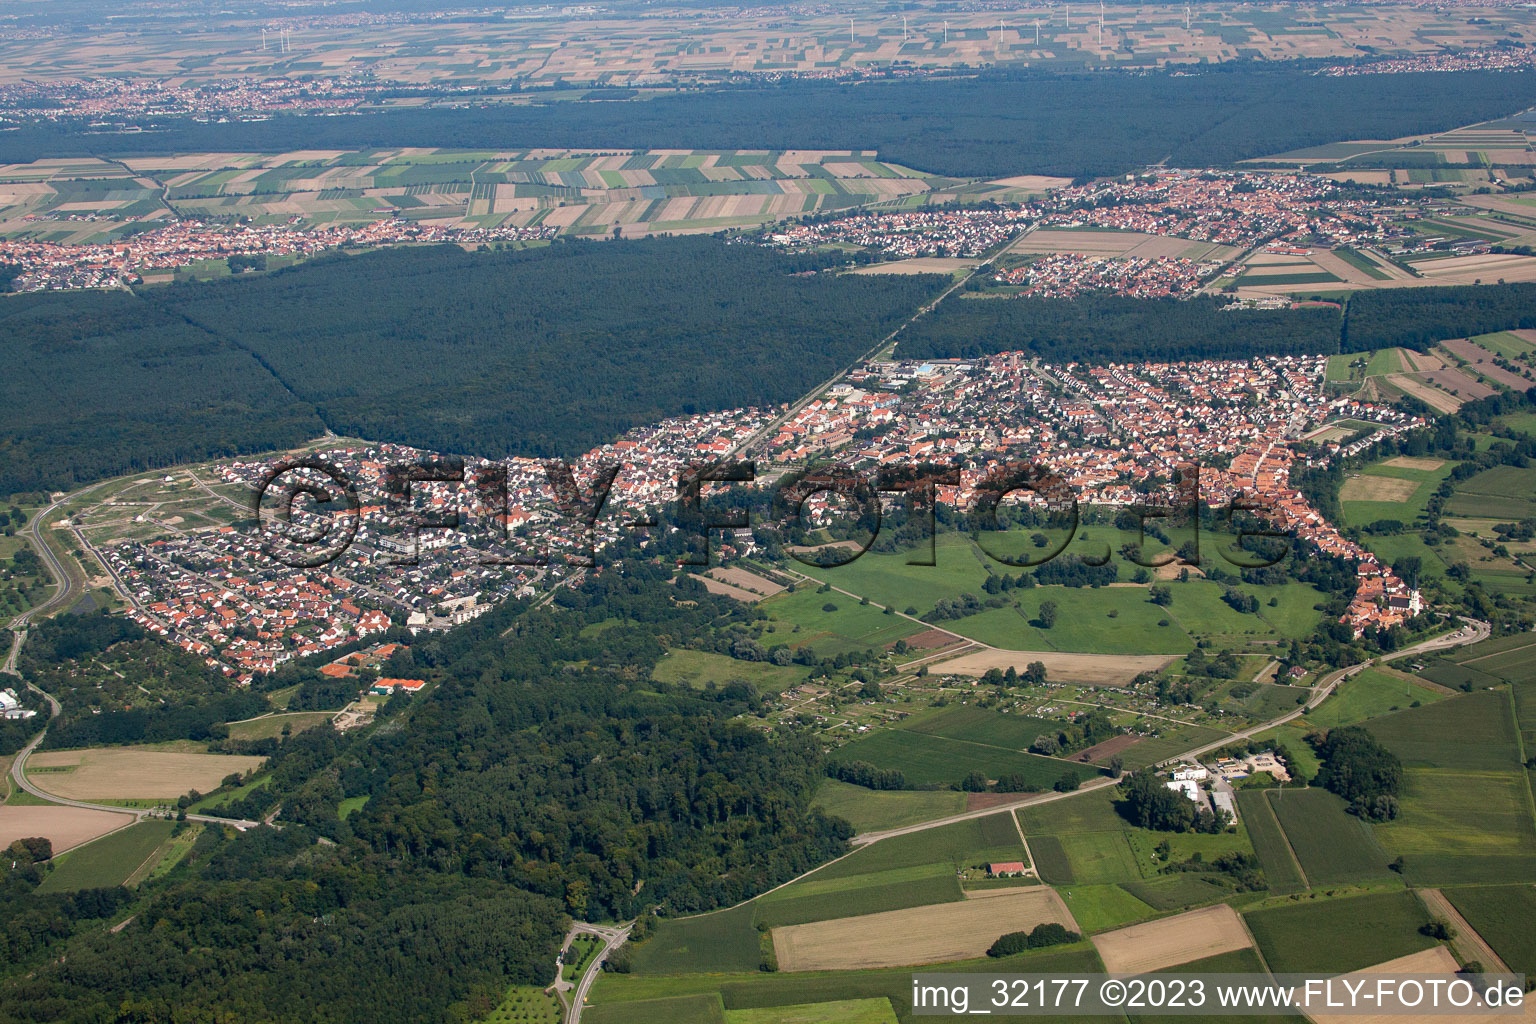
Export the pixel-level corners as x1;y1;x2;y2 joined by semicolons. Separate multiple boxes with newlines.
1038;600;1058;629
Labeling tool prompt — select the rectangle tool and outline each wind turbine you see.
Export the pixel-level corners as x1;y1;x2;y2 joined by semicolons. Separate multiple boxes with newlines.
903;15;908;42
1035;19;1040;43
943;20;948;44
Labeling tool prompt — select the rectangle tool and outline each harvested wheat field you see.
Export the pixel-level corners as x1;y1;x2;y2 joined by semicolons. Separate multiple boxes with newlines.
1092;904;1252;973
706;566;785;597
1384;373;1462;414
0;804;136;853
773;887;1077;971
26;748;267;801
1305;947;1474;1024
1380;456;1446;472
932;649;1174;685
1339;475;1418;503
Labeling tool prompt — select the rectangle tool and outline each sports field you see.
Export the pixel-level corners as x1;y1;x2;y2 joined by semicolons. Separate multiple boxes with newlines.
26;747;267;801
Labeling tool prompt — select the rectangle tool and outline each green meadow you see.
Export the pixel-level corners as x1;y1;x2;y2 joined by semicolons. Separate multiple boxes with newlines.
1244;890;1437;974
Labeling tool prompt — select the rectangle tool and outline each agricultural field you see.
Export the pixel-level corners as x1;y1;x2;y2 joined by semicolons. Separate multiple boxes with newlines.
771;887;1076;971
1365;693;1536;884
1236;790;1307;894
1265;789;1394;887
36;819;176;893
1056;884;1158;934
1091;905;1252;974
826;729;1099;790
1446;464;1536;521
1338;457;1457;530
725;998;897;1024
752;862;962;929
592;945;1107;1024
1243;890;1438;974
0;149;947;247
1441;884;1536;976
587;994;725;1024
1314;666;1445;727
0;804;136;854
630;904;764;976
25;748;267;801
810;780;964;835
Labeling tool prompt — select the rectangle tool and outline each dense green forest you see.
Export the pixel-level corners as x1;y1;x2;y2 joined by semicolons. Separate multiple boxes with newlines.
0;290;323;494
3;67;1532;178
899;293;1343;362
148;239;941;460
0;238;942;493
1342;282;1536;351
0;567;850;1022
12;239;1536;497
17;612;269;749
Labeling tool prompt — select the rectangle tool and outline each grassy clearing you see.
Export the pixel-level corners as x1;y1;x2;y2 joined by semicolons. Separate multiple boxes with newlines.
810;780;964;834
827;730;1097;790
1057;883;1157;933
1244;890;1437;974
1447;464;1536;520
1267;788;1393;886
1055;831;1141;884
36;820;175;892
631;903;762;975
652;648;810;694
224;711;333;741
1442;884;1536;976
1319;666;1444;726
